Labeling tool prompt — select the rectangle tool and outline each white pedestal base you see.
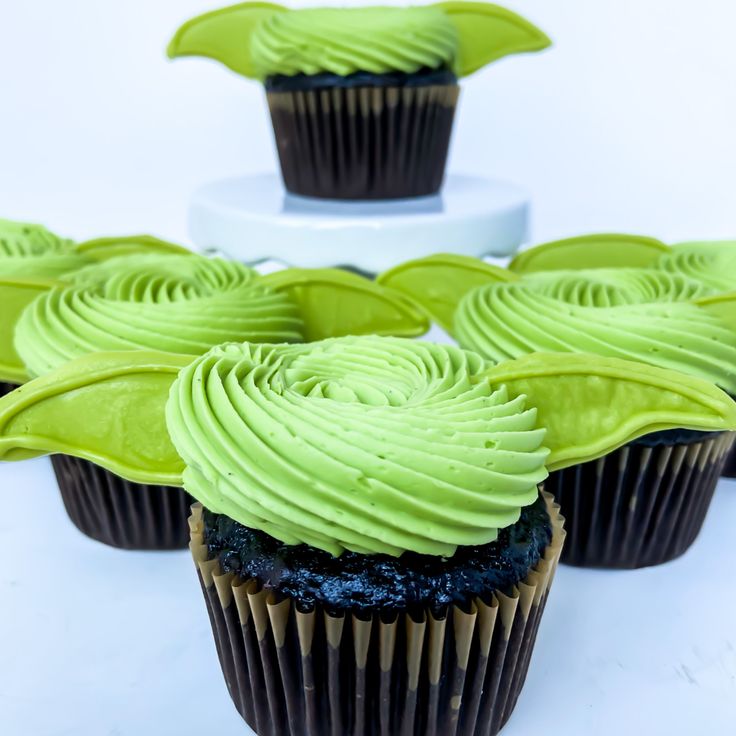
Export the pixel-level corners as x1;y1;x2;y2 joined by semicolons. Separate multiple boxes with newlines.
188;173;529;272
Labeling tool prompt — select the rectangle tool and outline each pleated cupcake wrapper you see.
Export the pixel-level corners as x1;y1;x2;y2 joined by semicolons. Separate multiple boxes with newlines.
545;432;734;569
719;434;736;478
267;84;459;200
189;492;565;736
0;381;19;398
51;454;193;550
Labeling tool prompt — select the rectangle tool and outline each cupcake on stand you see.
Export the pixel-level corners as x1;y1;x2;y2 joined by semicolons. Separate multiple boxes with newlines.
167;2;550;272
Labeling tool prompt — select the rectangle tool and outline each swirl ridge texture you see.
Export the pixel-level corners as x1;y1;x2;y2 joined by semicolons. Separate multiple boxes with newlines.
455;273;736;394
0;218;88;279
15;254;304;377
167;336;549;557
250;7;458;77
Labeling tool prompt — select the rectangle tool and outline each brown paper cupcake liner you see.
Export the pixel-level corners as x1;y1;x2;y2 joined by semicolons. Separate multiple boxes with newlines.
719;434;736;478
189;492;565;736
267;84;459;200
0;381;19;398
51;454;193;550
544;432;733;569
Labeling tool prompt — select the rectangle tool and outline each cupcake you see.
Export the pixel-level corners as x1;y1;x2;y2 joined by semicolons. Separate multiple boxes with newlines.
2;339;734;734
167;2;550;199
0;221;193;398
652;241;736;475
380;256;736;567
10;254;426;550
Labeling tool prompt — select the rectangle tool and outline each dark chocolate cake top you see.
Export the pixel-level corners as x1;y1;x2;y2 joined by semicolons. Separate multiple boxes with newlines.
203;493;552;614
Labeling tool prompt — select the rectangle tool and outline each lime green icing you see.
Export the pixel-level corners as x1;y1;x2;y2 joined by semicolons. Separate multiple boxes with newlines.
168;2;549;79
0;351;188;485
14;254;304;378
2;342;736;556
509;233;669;274
653;241;736;293
454;280;736;394
75;234;191;260
483;353;736;471
261;267;429;340
437;1;551;76
0;279;63;384
523;268;709;306
166;337;548;556
0;218;89;279
377;254;516;333
250;7;458;77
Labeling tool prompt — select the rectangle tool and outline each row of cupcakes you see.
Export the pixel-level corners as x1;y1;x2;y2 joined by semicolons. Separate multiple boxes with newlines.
2;220;735;735
380;234;736;570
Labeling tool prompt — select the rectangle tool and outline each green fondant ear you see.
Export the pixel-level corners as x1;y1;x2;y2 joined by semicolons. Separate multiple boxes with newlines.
0;278;62;384
482;352;736;472
75;235;191;260
436;2;551;76
0;351;191;485
167;2;287;78
260;268;429;341
695;292;736;329
377;254;516;333
509;234;669;273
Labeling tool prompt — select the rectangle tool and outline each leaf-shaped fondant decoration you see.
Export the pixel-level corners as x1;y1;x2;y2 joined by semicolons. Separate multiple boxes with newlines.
0;351;191;485
75;234;191;260
377;254;516;333
167;2;287;78
0;278;61;384
436;2;551;76
509;233;669;273
481;352;736;471
260;268;429;341
695;292;736;329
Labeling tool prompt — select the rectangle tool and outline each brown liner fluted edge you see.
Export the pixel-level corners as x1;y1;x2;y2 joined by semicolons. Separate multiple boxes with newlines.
0;381;18;398
51;454;194;550
189;491;565;736
545;432;734;569
720;433;736;478
267;84;459;200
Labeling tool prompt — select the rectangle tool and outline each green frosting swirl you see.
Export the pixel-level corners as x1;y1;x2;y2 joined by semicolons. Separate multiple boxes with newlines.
166;337;548;557
454;280;736;394
250;7;458;77
653;242;736;293
15;254;304;377
523;268;709;307
0;218;90;279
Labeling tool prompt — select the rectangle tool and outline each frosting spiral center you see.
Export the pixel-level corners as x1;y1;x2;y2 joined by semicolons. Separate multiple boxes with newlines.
167;337;549;557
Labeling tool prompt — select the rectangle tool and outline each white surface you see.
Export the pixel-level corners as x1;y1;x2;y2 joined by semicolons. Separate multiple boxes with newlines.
189;174;529;272
1;456;735;735
2;1;735;245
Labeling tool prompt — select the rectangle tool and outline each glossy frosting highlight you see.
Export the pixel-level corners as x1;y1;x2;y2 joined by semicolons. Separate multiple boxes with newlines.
14;254;303;377
166;337;549;557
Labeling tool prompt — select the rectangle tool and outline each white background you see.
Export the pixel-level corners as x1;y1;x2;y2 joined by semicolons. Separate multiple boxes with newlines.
1;0;735;245
2;2;736;734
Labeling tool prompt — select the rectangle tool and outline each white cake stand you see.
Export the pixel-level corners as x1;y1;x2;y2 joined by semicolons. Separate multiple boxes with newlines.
188;173;529;273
